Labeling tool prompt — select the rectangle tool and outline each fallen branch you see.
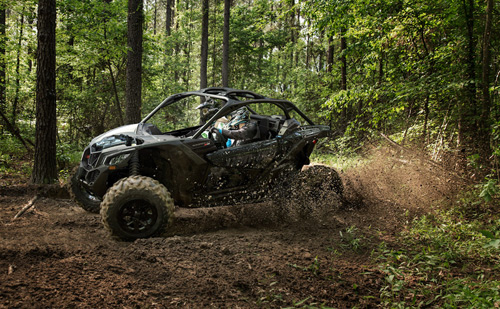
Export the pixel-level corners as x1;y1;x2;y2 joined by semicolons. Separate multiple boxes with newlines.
12;195;41;220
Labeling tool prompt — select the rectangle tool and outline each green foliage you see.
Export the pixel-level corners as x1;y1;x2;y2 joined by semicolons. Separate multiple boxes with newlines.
0;0;499;181
0;135;27;156
376;191;500;307
289;256;321;276
339;225;366;252
478;179;499;203
56;142;81;171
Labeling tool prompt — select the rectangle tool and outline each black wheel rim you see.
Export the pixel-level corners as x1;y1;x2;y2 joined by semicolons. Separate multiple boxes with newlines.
117;200;158;235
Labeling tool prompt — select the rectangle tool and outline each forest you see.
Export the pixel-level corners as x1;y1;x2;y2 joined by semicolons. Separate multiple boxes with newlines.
0;0;498;181
0;0;499;307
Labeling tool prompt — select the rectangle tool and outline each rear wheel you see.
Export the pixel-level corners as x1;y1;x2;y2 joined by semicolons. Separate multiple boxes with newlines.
100;176;175;241
289;165;344;204
300;165;344;197
70;168;101;213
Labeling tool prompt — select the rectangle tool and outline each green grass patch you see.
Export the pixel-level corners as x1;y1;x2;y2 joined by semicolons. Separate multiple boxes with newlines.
375;191;500;308
310;151;368;171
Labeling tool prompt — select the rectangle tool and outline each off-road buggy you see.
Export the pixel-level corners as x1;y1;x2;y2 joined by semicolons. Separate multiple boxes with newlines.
71;87;342;240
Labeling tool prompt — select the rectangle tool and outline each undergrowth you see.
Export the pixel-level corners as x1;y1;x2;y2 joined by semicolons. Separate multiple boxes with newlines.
375;190;500;308
311;149;368;171
0;136;82;184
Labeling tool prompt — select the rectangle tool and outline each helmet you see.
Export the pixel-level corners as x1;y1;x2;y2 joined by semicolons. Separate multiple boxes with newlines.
228;107;250;128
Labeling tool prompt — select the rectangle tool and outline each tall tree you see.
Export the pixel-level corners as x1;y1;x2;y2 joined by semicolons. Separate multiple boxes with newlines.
339;29;347;91
479;0;494;159
458;0;477;155
0;1;6;116
125;0;144;124
326;35;334;73
165;0;173;36
12;8;25;123
32;0;57;184
221;0;230;87
200;0;209;89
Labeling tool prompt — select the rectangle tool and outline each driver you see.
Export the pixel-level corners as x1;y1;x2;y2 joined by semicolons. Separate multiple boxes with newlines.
218;108;259;147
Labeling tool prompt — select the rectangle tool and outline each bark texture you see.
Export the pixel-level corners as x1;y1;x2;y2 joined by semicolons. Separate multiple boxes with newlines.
200;0;209;89
32;0;57;184
222;0;230;87
125;0;143;124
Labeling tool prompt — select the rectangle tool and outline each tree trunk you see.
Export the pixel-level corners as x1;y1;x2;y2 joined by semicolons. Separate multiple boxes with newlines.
458;0;477;152
0;4;6;116
27;14;34;74
422;95;430;145
478;0;493;160
318;29;324;72
211;0;218;85
12;11;25;124
125;0;143;124
108;60;125;126
221;0;230;87
32;0;57;184
166;0;172;36
378;49;384;86
0;108;34;151
326;34;334;73
305;17;310;69
200;0;209;90
340;30;347;91
153;0;157;35
340;29;347;124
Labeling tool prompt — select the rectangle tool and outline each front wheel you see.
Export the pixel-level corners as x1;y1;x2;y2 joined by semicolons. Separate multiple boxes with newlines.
100;176;175;241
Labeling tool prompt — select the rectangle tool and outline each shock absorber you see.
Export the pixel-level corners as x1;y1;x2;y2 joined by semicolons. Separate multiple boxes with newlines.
129;151;140;176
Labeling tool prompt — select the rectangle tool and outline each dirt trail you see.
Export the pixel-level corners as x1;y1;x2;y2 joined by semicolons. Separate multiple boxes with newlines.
0;149;465;308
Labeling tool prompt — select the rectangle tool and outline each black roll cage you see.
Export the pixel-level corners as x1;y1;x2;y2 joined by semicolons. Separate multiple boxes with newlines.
140;87;314;139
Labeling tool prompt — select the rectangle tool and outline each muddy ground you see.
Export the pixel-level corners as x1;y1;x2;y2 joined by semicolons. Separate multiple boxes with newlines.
0;149;465;308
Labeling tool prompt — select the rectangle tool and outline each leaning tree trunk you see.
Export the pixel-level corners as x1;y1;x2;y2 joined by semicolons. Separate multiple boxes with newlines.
32;0;57;184
125;0;143;124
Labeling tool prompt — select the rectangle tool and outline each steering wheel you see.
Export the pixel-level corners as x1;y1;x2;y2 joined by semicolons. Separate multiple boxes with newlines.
209;128;226;149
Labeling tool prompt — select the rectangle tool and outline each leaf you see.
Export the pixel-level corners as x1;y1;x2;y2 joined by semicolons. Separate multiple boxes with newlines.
294;296;311;306
480;230;496;239
484;239;500;249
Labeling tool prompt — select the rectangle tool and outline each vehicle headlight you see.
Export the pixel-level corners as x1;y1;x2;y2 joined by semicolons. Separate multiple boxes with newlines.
107;153;131;166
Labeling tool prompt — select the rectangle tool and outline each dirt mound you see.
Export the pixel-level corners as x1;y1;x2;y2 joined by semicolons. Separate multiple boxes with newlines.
0;149;466;307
